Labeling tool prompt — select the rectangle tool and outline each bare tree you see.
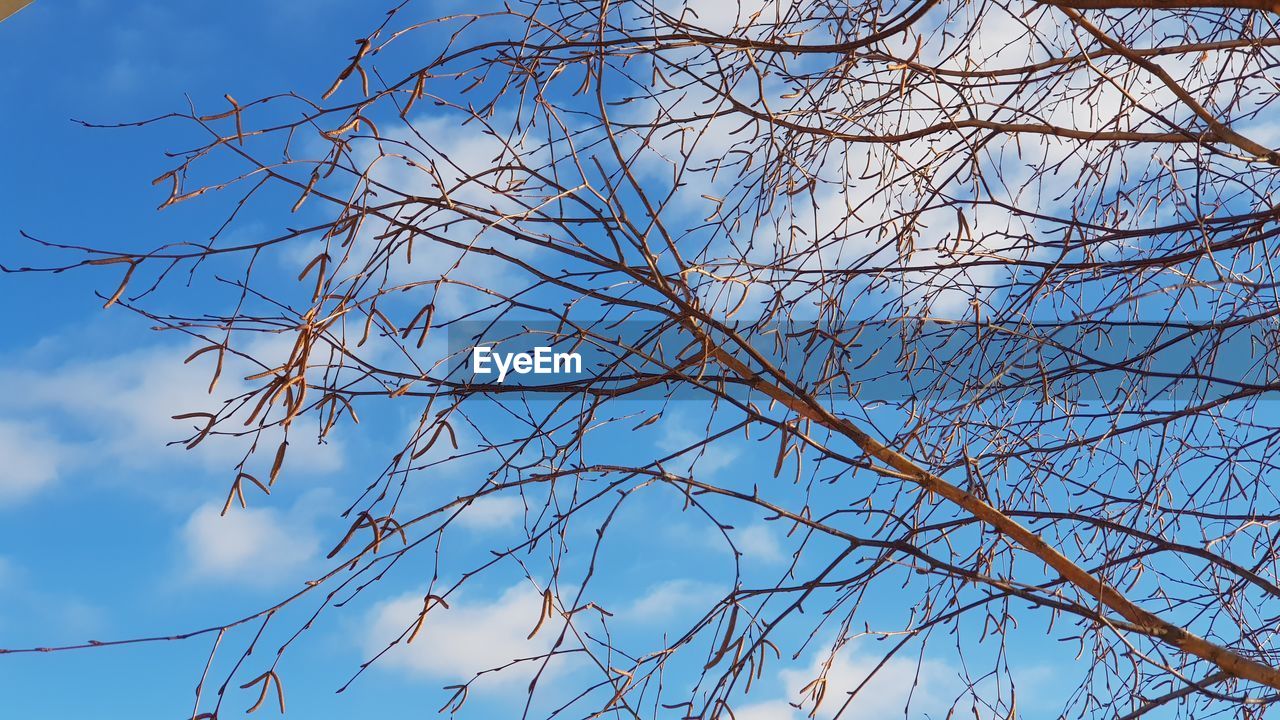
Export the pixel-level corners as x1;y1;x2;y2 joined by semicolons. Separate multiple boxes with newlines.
9;0;1280;717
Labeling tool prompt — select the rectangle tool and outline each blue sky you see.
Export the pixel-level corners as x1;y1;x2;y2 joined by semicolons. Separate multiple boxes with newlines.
0;3;496;717
0;3;1104;719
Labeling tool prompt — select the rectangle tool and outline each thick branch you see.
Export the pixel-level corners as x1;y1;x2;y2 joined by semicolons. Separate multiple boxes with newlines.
686;319;1280;692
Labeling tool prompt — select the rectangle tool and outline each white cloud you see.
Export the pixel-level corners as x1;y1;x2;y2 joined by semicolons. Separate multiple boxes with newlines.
703;522;788;566
0;340;345;480
1;344;219;465
453;495;524;530
282;112;550;334
706;644;968;720
776;643;960;720
0;419;68;505
734;523;787;565
623;579;724;623
0;555;16;588
658;412;739;476
657;0;798;37
365;581;567;687
180;501;320;585
732;700;800;720
0;556;104;638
